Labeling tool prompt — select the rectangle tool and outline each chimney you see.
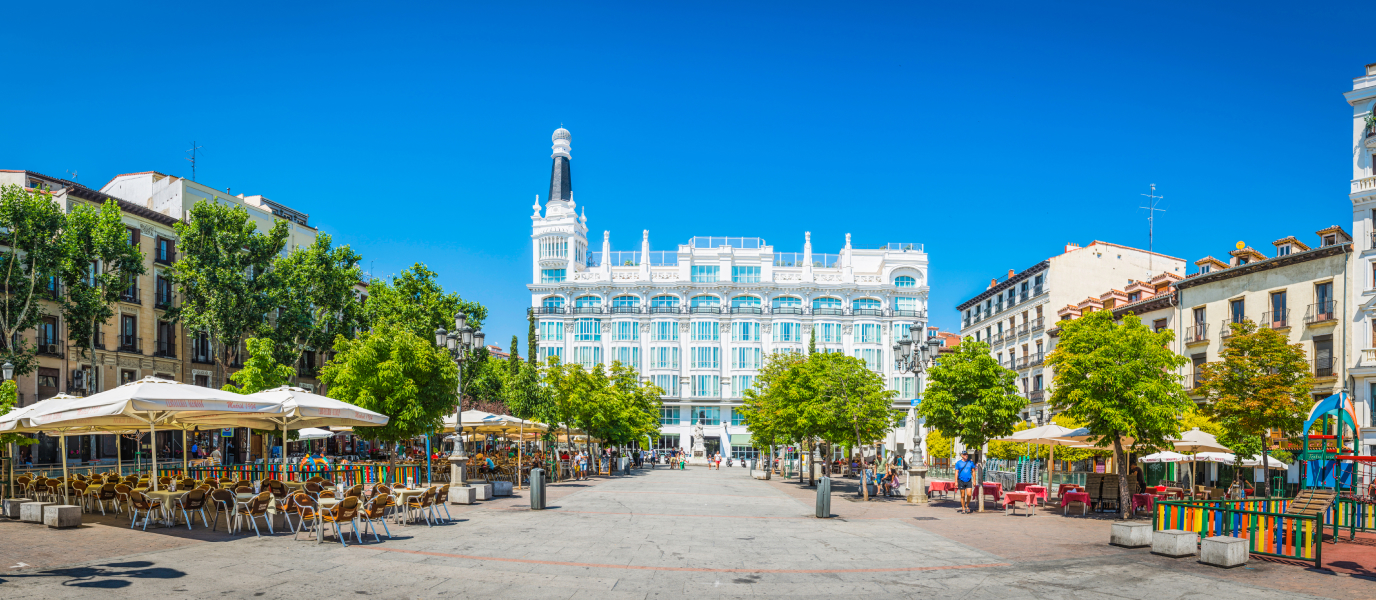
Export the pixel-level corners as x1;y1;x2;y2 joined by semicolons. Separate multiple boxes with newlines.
1007;269;1015;278
988;278;998;289
1065;243;1081;253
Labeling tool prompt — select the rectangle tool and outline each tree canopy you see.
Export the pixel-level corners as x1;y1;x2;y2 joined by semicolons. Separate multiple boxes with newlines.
0;184;72;376
266;232;364;376
1045;310;1191;518
363;263;486;341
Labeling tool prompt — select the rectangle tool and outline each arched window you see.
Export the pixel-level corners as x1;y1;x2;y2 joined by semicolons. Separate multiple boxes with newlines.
812;297;842;312
895;275;916;288
611;295;639;307
730;296;761;307
690;295;719;307
575;296;601;307
542;296;564;309
651;295;679;307
852;298;881;314
771;296;802;308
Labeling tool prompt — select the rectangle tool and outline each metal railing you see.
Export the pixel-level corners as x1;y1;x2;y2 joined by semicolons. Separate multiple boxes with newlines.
1304;301;1337;325
1185;323;1208;343
1220;319;1243;339
688;306;721;314
118;335;141;353
891;309;926;318
191;347;214;364
650;306;682;314
852;308;883;317
1029;353;1044;367
610;306;641;314
1029;390;1045;402
1031;316;1045;330
154;339;176;358
36;339;60;356
572;306;602;314
1260;309;1289;329
529;307;565;315
1313;356;1336;377
119;287;141;304
771;306;804;315
730;306;762;314
154;250;175;265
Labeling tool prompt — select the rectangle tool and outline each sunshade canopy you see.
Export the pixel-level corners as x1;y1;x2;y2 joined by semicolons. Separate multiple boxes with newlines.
28;377;281;429
1171;428;1230;454
1139;451;1189;463
991;424;1079;444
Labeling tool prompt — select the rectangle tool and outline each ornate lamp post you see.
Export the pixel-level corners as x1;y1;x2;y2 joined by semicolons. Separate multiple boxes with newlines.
893;326;942;504
436;312;484;492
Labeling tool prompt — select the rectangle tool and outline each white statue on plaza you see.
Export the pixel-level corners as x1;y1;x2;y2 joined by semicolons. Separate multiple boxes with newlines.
692;422;706;456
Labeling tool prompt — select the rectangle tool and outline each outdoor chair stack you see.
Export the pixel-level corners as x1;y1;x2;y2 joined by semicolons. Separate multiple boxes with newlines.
1100;477;1121;512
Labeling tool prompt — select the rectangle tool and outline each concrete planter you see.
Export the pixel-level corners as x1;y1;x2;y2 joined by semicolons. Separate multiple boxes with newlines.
492;481;513;496
1200;536;1248;568
1110;521;1152;548
448;485;477;505
2;498;33;519
43;505;82;529
1151;529;1197;558
19;501;54;523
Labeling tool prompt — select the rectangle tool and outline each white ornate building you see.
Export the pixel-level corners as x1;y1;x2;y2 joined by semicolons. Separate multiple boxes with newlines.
527;128;931;458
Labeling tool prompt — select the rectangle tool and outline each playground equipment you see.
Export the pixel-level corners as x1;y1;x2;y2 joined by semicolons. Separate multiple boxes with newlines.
1298;392;1375;492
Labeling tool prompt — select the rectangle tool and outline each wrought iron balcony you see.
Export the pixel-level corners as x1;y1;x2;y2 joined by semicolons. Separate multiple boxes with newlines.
610;306;642;314
890;309;925;318
154;339;176;358
154;292;173;310
1029;353;1044;367
191;349;215;365
572;306;603;315
1313;356;1336;378
36;338;61;357
1220;319;1242;339
852;308;883;317
771;306;804;315
650;306;682;314
1304;301;1337;325
812;307;843;316
119;287;141;305
1029;390;1045;402
1260;310;1289;330
1031;317;1045;331
730;306;763;314
1184;323;1208;343
688;306;721;314
529;307;565;315
154;250;175;266
118;335;142;353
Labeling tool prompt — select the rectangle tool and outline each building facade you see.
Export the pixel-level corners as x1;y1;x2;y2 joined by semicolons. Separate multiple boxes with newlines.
957;241;1186;424
1344;63;1376;454
526;128;931;458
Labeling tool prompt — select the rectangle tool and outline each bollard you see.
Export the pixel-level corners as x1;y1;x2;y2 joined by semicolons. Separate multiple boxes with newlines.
530;468;546;510
816;476;832;518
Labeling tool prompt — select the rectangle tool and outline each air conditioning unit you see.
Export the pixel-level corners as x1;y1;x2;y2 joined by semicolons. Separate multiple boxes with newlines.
45;344;57;354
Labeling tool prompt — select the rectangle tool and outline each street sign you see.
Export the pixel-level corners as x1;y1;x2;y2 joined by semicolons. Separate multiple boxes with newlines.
910;396;921;406
221;428;234;438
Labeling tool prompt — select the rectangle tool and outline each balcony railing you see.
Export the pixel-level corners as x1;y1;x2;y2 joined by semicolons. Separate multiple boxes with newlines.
1364;348;1376;367
93;333;105;350
298;365;319;378
1029;390;1045;402
992;332;1004;344
1184;323;1208;343
1220;320;1244;339
1031;317;1045;331
812;307;843;316
1016;356;1029;370
36;338;61;357
117;335;142;353
688;306;721;314
610;306;641;314
890;309;926;318
154;339;176;358
154;292;173;310
730;306;763;314
1183;371;1202;390
650;306;682;314
1260;309;1289;330
1304;301;1337;325
852;308;883;317
1370;231;1376;250
1017;323;1029;336
1029;353;1044;367
529;307;565;315
191;348;214;365
154;251;175;266
572;306;603;314
771;306;804;315
119;287;141;305
1313;356;1336;378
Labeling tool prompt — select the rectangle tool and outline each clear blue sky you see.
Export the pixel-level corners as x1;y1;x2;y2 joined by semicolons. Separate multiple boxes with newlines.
2;2;1369;348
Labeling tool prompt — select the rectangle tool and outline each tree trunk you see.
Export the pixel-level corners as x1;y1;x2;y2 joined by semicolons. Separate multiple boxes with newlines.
857;430;868;501
1259;435;1271;497
1112;435;1130;520
389;440;398;485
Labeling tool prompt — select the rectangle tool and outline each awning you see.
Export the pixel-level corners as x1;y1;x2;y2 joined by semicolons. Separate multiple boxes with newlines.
729;433;752;445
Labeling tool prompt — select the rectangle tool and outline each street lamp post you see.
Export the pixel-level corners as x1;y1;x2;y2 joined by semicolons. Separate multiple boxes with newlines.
436;312;484;496
894;326;942;504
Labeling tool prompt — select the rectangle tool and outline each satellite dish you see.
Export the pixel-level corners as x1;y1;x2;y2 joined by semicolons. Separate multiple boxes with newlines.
1235;241;1245;250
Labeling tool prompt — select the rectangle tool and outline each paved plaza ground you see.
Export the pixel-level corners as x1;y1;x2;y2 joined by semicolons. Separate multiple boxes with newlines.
1;466;1373;599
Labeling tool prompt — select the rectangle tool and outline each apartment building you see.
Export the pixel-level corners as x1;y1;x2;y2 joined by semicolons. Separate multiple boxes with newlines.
527;128;931;459
1174;232;1351;406
1343;63;1376;453
958;241;1186;423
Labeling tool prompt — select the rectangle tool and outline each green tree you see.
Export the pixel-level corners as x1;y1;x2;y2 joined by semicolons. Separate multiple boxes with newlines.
362;263;486;341
527;312;538;366
319;327;458;479
918;340;1026;511
267;233;363;384
1194;319;1313;493
58;199;145;394
810;352;897;500
167;201;288;388
808;328;817;355
926;428;953;463
1045;310;1191;519
222;337;299;449
738;351;815;483
0;184;67;376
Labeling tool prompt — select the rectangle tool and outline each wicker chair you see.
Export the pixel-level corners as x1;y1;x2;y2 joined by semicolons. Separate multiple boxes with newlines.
406;488;436;527
128;492;162;531
361;494;393;542
432;486;452;522
93;483;120;515
343;484;364;499
178;489;211;529
236;492;274;537
320;496;362;546
291;492;320;542
208;488;237;533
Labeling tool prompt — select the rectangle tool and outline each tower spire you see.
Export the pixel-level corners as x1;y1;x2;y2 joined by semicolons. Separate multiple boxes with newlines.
549;127;572;203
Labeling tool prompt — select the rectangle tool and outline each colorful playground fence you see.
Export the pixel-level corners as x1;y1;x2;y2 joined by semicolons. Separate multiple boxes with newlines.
153;463;424;486
1154;498;1324;568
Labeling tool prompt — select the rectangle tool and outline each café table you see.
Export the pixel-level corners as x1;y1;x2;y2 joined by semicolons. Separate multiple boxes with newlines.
1061;491;1091;516
1131;493;1155;513
926;480;957;498
1058;484;1083;497
313;497;341;544
1025;485;1048;505
1013;482;1036;493
390;487;427;524
981;482;1003;502
1003;491;1036;516
144;489;189;527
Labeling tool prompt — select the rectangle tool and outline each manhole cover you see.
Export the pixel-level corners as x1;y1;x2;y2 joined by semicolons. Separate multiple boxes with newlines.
912;517;939;521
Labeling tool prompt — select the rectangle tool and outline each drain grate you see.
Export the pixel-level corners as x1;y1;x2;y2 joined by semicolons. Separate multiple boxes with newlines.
911;517;939;521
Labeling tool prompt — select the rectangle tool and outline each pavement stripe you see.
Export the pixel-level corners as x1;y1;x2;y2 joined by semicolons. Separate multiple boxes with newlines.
497;508;901;520
359;547;1009;574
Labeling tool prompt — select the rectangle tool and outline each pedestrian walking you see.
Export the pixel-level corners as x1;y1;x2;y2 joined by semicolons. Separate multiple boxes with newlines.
955;450;977;513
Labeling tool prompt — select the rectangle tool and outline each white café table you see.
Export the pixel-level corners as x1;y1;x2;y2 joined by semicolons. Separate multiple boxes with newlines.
143;489;189;527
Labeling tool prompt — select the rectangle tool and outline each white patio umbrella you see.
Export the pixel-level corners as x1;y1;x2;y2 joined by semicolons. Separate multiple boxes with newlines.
1139;451;1189;463
205;386;388;481
1241;455;1291;470
1169;428;1230;495
991;424;1081;488
27;377;283;491
296;428;335;440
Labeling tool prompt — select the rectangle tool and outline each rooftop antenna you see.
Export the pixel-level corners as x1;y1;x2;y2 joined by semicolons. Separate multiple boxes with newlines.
65;169;78;183
185;141;204;181
1139;183;1165;275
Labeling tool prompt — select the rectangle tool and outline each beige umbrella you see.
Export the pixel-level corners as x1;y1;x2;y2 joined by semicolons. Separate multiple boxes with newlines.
992;424;1081;489
1170;428;1230;497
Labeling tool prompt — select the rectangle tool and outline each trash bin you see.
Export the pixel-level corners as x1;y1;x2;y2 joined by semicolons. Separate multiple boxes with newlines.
816;477;832;518
530;468;546;510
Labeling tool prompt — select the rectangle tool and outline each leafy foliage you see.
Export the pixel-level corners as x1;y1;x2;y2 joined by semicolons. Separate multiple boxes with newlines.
167;200;288;385
0;184;68;376
223;337;299;440
537;358;661;447
1045;310;1191;518
0;380;35;447
58;199;145;390
919;340;1026;453
362;263;486;341
266;233;363;371
319;327;459;446
1194;319;1313;479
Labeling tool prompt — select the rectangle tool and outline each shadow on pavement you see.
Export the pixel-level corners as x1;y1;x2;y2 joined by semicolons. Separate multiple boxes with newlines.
0;560;185;589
